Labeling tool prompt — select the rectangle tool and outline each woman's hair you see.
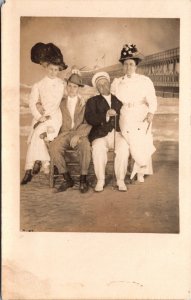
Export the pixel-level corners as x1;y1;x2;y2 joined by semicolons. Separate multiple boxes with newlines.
121;58;140;66
45;62;62;71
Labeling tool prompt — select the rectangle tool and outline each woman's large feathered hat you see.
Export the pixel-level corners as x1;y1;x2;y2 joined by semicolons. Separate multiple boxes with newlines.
31;42;68;70
119;43;144;64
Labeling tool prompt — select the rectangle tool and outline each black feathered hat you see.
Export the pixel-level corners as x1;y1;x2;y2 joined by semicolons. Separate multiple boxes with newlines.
31;42;68;70
119;44;144;65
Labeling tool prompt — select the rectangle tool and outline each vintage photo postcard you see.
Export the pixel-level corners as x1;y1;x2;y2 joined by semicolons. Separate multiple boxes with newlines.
2;0;191;299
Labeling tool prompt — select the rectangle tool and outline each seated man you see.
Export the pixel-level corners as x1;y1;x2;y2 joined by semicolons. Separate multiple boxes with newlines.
85;72;129;192
49;74;92;193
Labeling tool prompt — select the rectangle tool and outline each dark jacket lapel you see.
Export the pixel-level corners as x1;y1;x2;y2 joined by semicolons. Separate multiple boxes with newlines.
99;94;110;110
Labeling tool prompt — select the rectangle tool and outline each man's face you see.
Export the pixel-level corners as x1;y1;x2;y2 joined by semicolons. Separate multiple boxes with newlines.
46;64;60;79
123;59;137;77
67;82;79;97
96;78;110;96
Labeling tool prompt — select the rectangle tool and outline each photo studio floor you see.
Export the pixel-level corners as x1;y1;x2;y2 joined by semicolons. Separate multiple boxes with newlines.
20;141;179;233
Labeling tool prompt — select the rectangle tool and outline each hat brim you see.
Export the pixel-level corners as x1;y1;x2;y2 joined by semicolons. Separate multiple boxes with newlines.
119;57;142;63
67;79;84;87
59;63;68;71
40;61;68;70
92;72;110;88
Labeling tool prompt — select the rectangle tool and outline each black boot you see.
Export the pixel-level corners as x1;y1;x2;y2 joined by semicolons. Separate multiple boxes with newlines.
54;165;59;175
32;160;42;174
63;172;74;182
21;170;33;185
79;175;89;193
56;172;74;192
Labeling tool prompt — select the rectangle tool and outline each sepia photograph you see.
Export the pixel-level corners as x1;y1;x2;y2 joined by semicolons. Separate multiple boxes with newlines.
20;17;179;233
2;1;191;299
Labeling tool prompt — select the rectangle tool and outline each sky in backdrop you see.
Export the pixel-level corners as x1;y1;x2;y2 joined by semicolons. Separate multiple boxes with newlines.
20;17;179;85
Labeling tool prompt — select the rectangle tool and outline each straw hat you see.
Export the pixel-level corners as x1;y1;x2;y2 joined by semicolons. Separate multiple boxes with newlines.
67;74;84;87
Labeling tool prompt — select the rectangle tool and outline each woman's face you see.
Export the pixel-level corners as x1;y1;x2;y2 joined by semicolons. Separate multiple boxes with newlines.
46;64;60;79
67;82;79;98
123;59;137;77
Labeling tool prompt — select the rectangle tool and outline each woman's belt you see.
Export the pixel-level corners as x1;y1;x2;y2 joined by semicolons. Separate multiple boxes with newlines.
124;101;146;108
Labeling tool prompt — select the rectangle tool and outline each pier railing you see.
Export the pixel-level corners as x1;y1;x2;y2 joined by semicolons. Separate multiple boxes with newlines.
138;47;179;89
82;47;179;97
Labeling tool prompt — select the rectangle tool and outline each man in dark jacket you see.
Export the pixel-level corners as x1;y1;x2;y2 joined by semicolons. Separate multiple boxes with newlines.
85;72;129;192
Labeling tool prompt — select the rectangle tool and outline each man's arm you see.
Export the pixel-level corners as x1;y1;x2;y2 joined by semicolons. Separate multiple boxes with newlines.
36;102;45;115
29;83;43;121
72;120;92;138
69;121;92;149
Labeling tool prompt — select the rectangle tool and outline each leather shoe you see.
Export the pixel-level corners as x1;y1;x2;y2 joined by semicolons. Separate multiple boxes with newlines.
32;160;42;174
56;179;74;192
95;180;105;192
54;165;59;175
21;170;33;185
79;175;89;193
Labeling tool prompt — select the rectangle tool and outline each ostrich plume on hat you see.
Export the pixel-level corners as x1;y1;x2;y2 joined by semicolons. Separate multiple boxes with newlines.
31;42;68;70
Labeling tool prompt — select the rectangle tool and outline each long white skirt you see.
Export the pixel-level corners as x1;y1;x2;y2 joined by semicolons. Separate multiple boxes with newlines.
25;111;62;170
119;106;155;178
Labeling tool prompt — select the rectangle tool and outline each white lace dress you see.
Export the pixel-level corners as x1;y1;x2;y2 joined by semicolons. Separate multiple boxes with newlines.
25;76;65;170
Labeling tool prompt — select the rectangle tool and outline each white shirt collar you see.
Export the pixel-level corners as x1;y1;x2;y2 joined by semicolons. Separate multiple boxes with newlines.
45;76;58;81
102;94;111;107
124;73;136;79
68;95;78;102
67;96;79;128
103;94;111;100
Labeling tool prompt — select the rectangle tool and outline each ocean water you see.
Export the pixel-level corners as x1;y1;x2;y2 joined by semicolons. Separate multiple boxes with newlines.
20;84;179;141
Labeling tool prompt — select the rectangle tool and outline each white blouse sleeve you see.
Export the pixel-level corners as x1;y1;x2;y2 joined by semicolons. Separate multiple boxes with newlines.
110;78;118;96
29;83;42;121
145;77;157;114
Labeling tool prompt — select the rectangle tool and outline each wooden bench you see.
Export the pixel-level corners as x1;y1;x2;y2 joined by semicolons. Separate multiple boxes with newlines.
49;148;134;188
49;149;113;188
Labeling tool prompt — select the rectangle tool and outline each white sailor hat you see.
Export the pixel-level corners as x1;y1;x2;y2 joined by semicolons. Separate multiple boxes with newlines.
92;71;110;88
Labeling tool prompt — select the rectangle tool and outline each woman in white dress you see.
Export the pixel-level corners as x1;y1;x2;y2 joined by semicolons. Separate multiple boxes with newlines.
21;43;67;185
111;43;157;182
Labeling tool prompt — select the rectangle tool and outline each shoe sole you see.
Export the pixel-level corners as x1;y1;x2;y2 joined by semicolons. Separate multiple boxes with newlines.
32;170;41;175
56;182;74;193
80;189;89;193
55;187;73;193
117;185;127;192
21;177;32;185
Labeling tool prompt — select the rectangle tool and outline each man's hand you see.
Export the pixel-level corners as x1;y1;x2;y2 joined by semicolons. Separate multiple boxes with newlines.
143;112;154;124
106;109;117;120
71;65;80;75
39;115;51;123
106;109;117;122
70;135;81;149
36;102;45;115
